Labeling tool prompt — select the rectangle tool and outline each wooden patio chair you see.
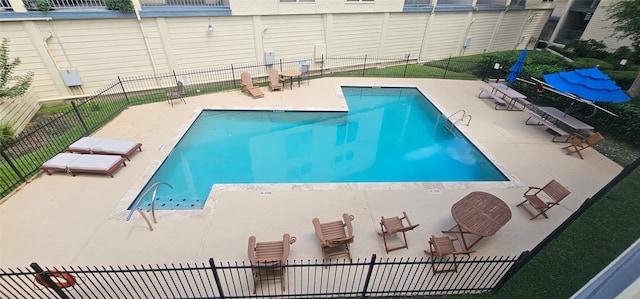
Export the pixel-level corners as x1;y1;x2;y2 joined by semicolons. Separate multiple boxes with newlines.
424;235;471;273
267;69;283;91
379;211;419;253
240;72;264;99
247;233;296;294
562;132;604;159
516;179;571;220
312;213;355;262
166;81;186;107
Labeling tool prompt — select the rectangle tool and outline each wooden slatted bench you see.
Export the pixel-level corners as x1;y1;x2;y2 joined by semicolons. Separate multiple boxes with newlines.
525;112;570;142
478;87;508;110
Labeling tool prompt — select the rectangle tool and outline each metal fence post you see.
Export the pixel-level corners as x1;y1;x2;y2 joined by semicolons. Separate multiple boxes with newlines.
231;64;237;89
492;158;640;294
360;254;376;298
403;53;410;78
208;258;226;299
172;70;180;84
117;76;130;105
482;57;493;81
0;150;25;182
362;55;367;77
321;54;324;77
30;262;70;299
70;101;90;135
443;56;451;79
491;250;531;292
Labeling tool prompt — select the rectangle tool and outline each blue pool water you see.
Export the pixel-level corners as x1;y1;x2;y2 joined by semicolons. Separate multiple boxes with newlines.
131;86;507;210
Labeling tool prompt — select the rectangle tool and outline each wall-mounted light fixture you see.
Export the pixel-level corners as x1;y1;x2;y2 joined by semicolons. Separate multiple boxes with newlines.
208;24;213;32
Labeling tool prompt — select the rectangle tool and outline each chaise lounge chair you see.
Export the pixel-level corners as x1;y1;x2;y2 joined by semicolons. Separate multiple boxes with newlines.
67;137;142;160
241;72;265;99
267;69;283;91
248;234;296;294
312;213;355;262
562;132;604;159
516;179;571;219
40;153;127;177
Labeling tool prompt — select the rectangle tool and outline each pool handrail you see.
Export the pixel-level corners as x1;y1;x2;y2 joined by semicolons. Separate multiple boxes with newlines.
126;182;173;231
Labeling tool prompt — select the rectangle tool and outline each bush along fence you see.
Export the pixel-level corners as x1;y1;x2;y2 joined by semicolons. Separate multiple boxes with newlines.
0;253;526;298
0;54;490;199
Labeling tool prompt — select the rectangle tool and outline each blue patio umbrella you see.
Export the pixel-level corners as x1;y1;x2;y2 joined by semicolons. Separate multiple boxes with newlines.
541;67;630;117
505;49;528;83
543;67;630;103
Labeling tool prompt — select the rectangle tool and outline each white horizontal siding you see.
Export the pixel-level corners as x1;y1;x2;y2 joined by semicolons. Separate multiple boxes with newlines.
519;10;550;49
0;10;546;108
0;88;40;134
0;23;59;100
0;25;40;133
490;11;527;51
382;13;429;57
464;12;500;55
582;0;632;50
230;0;405;15
43;19;156;91
261;15;326;61
330;13;384;56
423;12;468;59
167;17;258;70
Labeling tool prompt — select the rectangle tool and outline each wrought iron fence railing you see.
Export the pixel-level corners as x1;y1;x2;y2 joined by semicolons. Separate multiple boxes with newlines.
0;254;525;298
0;54;490;199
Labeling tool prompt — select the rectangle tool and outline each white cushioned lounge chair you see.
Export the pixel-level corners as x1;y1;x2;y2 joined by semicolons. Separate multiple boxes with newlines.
67;137;142;160
40;153;127;177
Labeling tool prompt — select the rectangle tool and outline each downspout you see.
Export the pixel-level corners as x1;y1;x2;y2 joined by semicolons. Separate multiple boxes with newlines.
135;9;159;76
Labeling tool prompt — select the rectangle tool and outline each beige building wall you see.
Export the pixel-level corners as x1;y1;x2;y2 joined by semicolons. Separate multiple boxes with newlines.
230;0;405;15
581;0;633;51
491;10;529;51
422;12;469;59
464;12;500;55
383;13;428;58
0;10;547;104
0;88;39;132
519;10;552;49
0;21;46;131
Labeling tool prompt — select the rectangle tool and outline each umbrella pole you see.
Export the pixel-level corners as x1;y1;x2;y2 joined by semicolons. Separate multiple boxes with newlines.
586;106;597;118
564;102;575;117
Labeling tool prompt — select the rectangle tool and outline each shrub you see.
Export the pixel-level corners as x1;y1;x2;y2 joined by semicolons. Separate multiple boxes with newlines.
0;122;16;149
606;70;639;90
564;39;609;59
571;58;614;70
105;0;134;12
22;0;50;11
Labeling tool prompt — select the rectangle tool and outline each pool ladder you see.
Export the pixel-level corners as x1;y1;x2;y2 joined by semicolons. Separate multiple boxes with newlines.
126;182;173;232
445;110;472;133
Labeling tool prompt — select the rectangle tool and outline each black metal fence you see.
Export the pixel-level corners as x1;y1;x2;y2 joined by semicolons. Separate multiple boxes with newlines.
0;253;525;298
0;54;491;198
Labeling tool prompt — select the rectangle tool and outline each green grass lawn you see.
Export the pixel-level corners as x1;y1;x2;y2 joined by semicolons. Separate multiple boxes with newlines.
489;163;640;299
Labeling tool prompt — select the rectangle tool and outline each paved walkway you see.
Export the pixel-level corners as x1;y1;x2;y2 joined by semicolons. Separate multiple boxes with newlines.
0;78;622;267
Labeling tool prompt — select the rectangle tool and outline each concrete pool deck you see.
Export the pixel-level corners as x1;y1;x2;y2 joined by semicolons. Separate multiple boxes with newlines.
0;77;622;268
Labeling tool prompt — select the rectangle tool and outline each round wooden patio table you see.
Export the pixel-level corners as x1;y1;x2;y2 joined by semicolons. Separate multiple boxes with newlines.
442;191;512;251
280;70;301;90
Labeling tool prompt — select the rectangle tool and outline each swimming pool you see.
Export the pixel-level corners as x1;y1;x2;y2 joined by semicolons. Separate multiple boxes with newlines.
130;86;507;210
